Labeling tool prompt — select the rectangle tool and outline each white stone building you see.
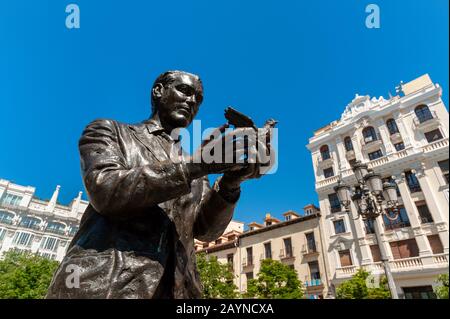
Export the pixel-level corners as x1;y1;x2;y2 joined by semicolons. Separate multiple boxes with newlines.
0;179;87;261
306;74;449;299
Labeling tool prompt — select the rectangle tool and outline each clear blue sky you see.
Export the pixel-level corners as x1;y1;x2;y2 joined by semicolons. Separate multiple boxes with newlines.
0;0;448;225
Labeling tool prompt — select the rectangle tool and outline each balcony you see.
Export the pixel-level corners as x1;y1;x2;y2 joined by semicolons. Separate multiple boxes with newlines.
279;248;295;263
0;218;14;225
384;221;411;231
304;278;323;289
45;228;67;236
317;153;334;169
242;257;254;272
302;244;319;258
335;253;449;279
345;150;356;161
361;133;383;153
390;132;403;144
413;110;440;131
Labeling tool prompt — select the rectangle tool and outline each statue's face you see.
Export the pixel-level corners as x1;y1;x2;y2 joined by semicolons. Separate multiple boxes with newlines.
155;73;203;128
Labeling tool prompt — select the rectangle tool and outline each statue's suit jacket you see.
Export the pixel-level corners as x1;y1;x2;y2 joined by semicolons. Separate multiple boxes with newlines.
46;119;238;299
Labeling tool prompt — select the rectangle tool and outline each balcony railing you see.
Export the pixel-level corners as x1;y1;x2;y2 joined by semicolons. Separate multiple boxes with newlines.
279;248;295;259
45;228;66;236
336;254;449;279
0;218;14;225
384;221;411;231
242;257;254;267
362;132;382;145
302;244;319;256
304;279;323;287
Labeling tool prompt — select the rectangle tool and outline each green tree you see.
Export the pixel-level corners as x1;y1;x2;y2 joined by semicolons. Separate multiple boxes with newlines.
245;259;303;299
196;253;238;298
434;274;449;299
0;250;59;299
336;268;390;299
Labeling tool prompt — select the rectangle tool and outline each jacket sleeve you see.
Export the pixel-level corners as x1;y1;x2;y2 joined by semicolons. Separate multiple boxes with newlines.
193;176;240;242
79;119;191;217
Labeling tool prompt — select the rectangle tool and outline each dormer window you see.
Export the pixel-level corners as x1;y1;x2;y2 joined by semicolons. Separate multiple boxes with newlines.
285;215;291;221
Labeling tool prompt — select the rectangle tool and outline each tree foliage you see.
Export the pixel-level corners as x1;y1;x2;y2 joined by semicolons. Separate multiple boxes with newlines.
196;253;239;299
0;250;59;299
336;268;390;299
435;274;449;299
245;259;303;299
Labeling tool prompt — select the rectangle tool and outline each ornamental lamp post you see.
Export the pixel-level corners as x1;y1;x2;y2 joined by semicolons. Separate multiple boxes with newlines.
333;160;400;299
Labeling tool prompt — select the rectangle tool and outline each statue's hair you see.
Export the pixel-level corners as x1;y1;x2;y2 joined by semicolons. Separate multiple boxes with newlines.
151;70;202;114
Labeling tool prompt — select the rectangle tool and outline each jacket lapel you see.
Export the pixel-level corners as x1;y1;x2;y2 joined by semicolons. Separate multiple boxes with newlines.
129;123;168;162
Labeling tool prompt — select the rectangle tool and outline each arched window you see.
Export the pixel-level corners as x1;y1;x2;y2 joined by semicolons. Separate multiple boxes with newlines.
415;105;433;123
320;145;331;160
362;126;378;143
386;119;399;135
19;216;41;230
46;221;66;235
344;136;353;152
0;211;14;225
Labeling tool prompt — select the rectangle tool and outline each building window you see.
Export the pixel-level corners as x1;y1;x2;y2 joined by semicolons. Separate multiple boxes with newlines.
362;126;378;144
394;142;405;151
427;235;444;254
370;245;382;262
46;222;66;235
246;272;254;280
344;136;354;152
383;206;411;230
264;242;272;259
69;226;79;236
1;194;22;206
328;193;341;213
308;261;321;280
12;231;34;247
283;238;293;257
320;145;331;160
390;239;419;259
368;149;383;160
339;250;352;267
438;160;449;184
306;232;317;252
323;167;334;178
363;218;376;234
333;219;346;234
415;201;433;224
19;216;41;230
226;253;234;271
40;236;60;252
414;105;434;123
405;170;422;193
403;286;437;299
246;247;253;266
0;211;14;225
386;119;399;135
0;227;6;242
424;129;443;143
285;215;291;221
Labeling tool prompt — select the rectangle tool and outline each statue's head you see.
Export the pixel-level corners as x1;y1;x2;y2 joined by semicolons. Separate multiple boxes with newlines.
151;70;204;128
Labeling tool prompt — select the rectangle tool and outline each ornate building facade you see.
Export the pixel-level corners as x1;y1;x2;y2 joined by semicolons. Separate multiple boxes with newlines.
306;74;449;298
0;179;87;261
195;205;330;299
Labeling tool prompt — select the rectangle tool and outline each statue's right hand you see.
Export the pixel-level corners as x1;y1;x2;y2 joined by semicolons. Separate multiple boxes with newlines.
185;125;257;180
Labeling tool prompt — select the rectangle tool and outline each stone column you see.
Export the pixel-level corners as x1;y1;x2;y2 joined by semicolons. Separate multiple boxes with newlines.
394;173;433;256
375;119;394;155
335;137;348;172
393;111;411;148
414;163;449;254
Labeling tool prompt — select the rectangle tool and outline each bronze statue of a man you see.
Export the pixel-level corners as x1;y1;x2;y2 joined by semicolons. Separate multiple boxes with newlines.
46;70;271;299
